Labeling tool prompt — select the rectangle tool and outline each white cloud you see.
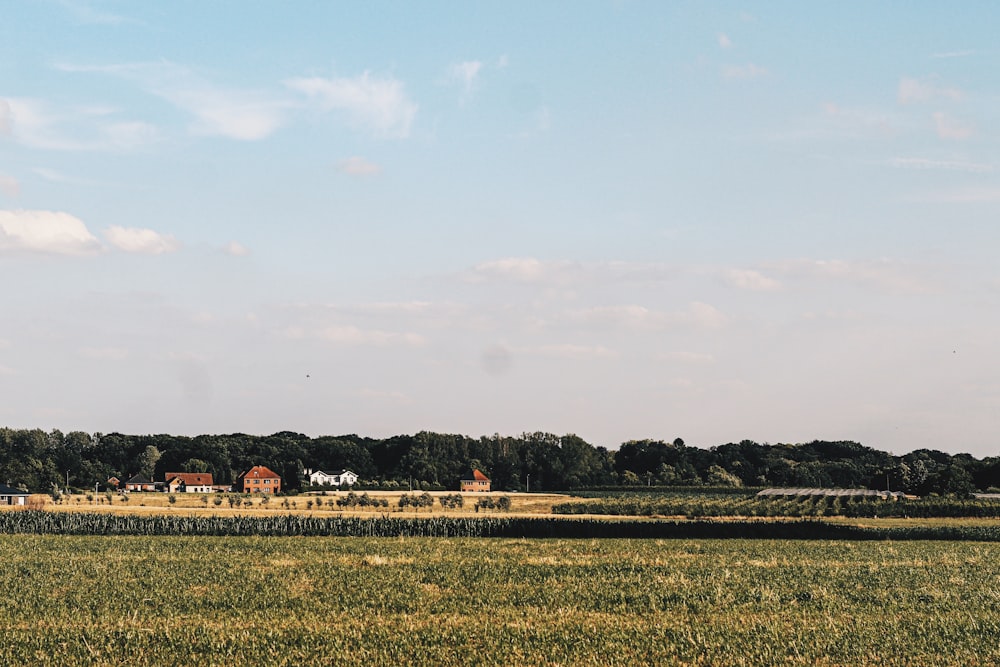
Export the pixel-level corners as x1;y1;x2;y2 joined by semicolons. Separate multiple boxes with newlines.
725;269;781;291
0;99;10;135
898;77;963;105
888;157;992;173
930;50;974;59
446;60;483;93
0;209;102;255
569;302;728;330
57;62;287;141
932;112;973;140
1;97;160;151
766;258;938;294
167;86;286;140
338;156;381;176
0;364;16;377
286;324;424;347
722;63;768;80
286;72;417;138
103;225;180;254
223;240;250;256
0;174;18;197
464;257;677;286
60;0;131;25
820;103;895;138
717;33;733;49
469;257;553;282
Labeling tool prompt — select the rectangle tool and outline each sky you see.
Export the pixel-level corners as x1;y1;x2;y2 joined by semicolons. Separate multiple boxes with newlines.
1;2;999;457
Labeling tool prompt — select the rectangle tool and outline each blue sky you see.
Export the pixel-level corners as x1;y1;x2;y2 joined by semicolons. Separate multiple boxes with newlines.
2;1;1000;457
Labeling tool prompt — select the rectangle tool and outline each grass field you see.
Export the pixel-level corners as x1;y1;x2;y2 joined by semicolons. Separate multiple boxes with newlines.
2;535;998;665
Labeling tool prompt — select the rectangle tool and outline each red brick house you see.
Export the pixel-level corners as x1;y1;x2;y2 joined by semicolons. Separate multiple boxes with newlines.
237;465;281;494
460;469;491;493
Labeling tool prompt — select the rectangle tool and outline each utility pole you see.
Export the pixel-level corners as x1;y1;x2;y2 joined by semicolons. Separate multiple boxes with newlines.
526;473;530;494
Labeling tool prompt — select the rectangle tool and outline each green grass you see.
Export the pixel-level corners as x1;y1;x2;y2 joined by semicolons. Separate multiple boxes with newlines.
1;536;998;665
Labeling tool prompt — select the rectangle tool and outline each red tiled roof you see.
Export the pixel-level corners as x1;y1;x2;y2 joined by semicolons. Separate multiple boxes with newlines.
239;465;281;480
461;469;490;481
165;472;214;486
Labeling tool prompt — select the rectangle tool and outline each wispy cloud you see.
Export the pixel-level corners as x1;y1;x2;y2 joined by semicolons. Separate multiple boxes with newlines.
930;50;974;59
286;324;425;347
722;63;768;80
0;99;11;135
286;71;417;138
1;96;159;151
932;112;973;140
820;103;895;138
463;257;677;286
59;0;132;25
446;60;483;93
764;258;939;294
57;62;289;141
898;76;963;105
717;33;733;49
888;157;992;173
0;209;102;255
223;240;250;257
338;156;381;176
724;269;781;291
0;174;18;198
568;302;728;330
103;225;180;254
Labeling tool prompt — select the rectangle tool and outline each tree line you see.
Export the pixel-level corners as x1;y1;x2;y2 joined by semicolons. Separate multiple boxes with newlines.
0;427;997;496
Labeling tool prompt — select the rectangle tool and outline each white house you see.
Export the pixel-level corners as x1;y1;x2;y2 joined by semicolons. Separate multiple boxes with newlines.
305;469;359;487
0;484;28;505
164;472;215;494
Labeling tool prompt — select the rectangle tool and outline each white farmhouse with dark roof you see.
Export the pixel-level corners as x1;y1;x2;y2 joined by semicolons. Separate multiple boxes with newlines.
305;469;359;487
0;484;29;506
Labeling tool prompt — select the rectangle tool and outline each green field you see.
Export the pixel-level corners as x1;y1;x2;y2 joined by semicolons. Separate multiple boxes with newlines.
2;536;999;666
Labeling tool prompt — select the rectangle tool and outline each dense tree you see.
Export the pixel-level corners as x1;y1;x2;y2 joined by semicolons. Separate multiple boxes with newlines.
0;426;994;495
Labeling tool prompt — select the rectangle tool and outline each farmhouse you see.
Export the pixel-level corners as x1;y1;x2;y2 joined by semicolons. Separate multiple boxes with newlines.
165;472;215;494
460;469;491;493
305;468;358;487
0;484;28;506
238;466;281;494
124;474;155;492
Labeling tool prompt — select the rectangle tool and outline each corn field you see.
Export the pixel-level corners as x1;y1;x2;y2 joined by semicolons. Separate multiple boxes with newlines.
0;535;998;665
1;510;1000;541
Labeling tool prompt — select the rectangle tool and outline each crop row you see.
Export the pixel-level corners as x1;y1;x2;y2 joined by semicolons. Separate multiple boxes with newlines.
553;494;1000;519
2;510;1000;541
